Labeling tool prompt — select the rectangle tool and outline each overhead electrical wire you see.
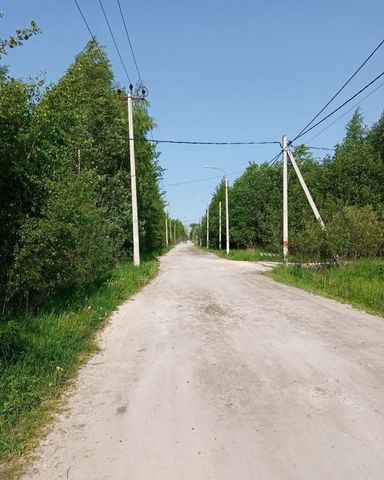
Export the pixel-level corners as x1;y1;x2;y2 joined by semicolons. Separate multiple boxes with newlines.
292;37;384;143
98;0;132;86
73;0;95;39
145;139;281;146
306;146;335;151
72;0;120;90
305;79;384;145
80;129;281;146
266;151;282;166
79;130;282;147
291;69;384;143
116;0;143;85
164;171;243;188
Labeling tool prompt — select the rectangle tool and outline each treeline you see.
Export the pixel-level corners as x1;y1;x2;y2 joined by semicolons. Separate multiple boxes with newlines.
0;40;181;313
194;110;384;260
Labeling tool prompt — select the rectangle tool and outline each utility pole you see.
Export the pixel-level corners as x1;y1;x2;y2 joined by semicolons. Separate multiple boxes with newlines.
199;199;209;248
174;222;176;244
282;135;288;261
287;150;325;229
165;211;168;246
225;177;229;255
77;149;81;175
219;201;222;249
206;208;209;248
127;90;140;266
281;136;325;261
205;166;229;254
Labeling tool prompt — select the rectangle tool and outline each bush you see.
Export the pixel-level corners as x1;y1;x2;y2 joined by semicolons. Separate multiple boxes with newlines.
7;171;115;309
328;205;383;259
290;205;383;262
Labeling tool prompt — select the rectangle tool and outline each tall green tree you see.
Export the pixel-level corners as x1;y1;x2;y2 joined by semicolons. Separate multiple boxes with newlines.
1;40;168;311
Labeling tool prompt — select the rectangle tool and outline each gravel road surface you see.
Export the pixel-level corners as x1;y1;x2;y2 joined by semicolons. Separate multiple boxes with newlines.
23;242;384;480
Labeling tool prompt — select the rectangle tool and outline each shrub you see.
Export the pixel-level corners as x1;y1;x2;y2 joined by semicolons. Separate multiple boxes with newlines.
7;171;115;309
328;205;383;259
290;205;383;262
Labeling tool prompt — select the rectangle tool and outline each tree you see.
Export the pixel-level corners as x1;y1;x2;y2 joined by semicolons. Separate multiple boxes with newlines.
0;13;41;58
1;39;168;312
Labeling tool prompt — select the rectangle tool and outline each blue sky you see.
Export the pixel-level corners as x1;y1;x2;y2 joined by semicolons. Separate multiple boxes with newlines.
2;0;384;223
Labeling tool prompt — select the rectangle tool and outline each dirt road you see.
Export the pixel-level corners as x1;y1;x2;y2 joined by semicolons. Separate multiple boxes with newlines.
23;243;384;479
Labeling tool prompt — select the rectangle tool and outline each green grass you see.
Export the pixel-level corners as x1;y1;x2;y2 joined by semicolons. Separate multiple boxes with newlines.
270;258;384;317
0;256;159;475
210;247;281;262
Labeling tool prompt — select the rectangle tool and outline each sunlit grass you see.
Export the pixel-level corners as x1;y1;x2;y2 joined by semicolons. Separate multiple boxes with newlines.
0;257;158;474
270;258;384;317
211;247;281;262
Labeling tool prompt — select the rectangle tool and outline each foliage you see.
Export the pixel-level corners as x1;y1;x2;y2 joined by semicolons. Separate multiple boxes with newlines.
196;109;384;261
211;248;280;262
8;172;115;309
167;218;186;245
0;39;173;312
0;257;158;471
0;13;41;58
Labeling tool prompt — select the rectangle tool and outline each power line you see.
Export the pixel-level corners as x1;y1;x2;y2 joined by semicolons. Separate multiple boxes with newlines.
98;0;132;86
73;0;120;90
164;171;242;188
73;0;95;39
291;145;335;151
305;79;384;144
146;139;281;146
307;146;335;151
292;38;384;143
116;0;142;85
266;151;282;166
79;130;281;147
292;69;384;142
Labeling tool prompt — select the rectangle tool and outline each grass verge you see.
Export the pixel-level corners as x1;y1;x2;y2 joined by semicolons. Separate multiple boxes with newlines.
210;247;281;262
0;256;159;477
270;258;384;317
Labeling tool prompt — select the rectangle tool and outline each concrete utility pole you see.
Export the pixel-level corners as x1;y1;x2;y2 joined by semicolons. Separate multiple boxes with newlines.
199;199;209;248
287;150;325;229
282;135;288;261
165;211;168;246
225;177;229;255
205;166;229;254
77;149;81;175
206;208;209;248
219;201;222;249
282;136;326;261
127;91;140;266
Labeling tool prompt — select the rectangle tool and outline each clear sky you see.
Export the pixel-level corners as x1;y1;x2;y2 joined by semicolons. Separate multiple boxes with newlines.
2;0;384;223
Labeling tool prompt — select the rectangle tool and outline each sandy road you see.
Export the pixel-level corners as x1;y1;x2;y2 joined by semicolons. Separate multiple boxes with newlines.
23;243;384;480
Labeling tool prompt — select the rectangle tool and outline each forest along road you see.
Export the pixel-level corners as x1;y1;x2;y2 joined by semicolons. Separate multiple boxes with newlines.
23;243;384;480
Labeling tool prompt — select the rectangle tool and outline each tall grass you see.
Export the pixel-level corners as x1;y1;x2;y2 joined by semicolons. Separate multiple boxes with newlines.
271;258;384;317
211;248;281;262
0;257;158;473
